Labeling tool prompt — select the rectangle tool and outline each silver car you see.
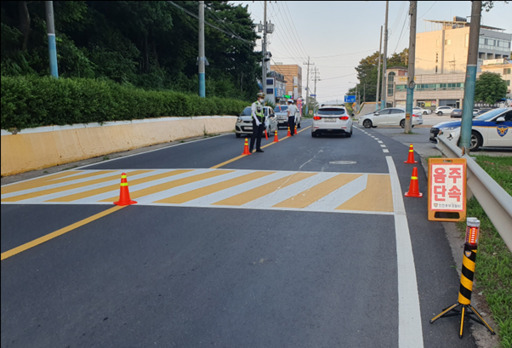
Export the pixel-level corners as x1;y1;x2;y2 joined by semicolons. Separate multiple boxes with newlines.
311;106;353;137
235;106;277;138
274;104;302;130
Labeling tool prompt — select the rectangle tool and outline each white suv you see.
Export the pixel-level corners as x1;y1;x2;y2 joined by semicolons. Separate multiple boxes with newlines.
434;106;456;116
311;106;353;137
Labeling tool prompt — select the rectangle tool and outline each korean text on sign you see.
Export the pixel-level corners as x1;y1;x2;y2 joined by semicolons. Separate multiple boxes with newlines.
430;164;465;211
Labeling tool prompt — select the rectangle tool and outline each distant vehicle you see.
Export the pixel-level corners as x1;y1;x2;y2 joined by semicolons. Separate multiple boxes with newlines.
358;107;423;129
429;107;512;151
311;106;353;137
413;106;431;115
474;108;492;117
434;106;456;115
450;109;463;118
235;106;277;138
274;104;302;130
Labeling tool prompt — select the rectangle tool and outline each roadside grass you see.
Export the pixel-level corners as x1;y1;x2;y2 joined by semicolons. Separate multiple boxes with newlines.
458;155;512;347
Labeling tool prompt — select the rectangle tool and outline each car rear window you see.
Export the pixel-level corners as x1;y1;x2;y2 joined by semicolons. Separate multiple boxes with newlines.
318;108;345;115
274;105;288;112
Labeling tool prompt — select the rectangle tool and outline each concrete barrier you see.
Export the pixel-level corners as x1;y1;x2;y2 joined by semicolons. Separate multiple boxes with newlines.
1;115;237;176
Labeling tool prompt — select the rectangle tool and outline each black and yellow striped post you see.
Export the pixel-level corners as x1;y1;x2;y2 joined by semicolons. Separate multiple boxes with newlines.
430;218;495;338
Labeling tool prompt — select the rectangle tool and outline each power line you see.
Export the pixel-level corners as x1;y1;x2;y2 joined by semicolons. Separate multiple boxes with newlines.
168;1;253;45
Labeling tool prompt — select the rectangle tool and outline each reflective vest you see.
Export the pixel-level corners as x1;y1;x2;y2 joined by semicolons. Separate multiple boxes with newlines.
254;101;265;122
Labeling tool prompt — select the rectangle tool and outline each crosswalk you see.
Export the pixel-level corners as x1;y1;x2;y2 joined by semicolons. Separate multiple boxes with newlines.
1;169;394;214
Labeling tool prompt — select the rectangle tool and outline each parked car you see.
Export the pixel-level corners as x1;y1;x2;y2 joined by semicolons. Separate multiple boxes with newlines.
434;106;456;115
274;104;301;130
358;107;423;129
474;108;491;117
413;106;431;115
429;107;512;150
235;106;277;138
450;109;463;118
311;106;353;137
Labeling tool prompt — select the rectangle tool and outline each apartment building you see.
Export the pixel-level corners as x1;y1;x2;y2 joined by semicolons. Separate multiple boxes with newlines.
385;17;511;109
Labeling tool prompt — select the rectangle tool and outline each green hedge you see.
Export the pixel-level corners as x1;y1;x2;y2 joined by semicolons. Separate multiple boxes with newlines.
1;75;249;130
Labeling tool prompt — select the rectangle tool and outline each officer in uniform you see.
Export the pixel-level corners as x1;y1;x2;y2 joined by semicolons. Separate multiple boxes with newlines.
287;99;297;136
250;92;266;153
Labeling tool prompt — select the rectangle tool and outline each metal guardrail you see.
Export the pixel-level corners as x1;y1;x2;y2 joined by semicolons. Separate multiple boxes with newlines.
436;133;512;252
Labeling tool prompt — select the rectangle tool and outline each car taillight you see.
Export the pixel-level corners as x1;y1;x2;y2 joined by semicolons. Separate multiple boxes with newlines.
313;116;321;120
340;116;349;120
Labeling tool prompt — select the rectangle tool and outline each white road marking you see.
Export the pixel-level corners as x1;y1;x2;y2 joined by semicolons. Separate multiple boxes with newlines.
386;156;424;348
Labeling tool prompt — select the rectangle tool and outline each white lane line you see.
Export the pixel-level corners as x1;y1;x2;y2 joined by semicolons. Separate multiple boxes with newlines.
386;156;424;348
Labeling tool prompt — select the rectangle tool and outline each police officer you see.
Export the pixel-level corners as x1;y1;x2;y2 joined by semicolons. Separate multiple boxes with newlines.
250;92;266;153
287;99;298;136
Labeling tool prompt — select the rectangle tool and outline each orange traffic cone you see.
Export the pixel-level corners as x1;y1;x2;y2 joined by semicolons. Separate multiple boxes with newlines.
405;167;423;197
242;138;251;155
404;144;418;164
264;129;269;140
114;172;137;206
294;125;298;135
287;127;291;137
274;130;279;143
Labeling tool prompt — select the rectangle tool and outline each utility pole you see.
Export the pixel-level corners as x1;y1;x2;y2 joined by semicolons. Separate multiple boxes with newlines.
45;1;58;78
313;67;320;102
304;57;314;115
262;0;268;97
405;1;417;133
380;1;389;110
198;1;205;97
460;1;482;153
376;25;382;111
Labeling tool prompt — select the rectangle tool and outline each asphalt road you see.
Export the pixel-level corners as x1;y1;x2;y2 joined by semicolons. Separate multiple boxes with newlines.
1;120;490;347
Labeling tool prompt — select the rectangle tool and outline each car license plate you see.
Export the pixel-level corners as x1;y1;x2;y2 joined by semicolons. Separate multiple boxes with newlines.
324;118;336;122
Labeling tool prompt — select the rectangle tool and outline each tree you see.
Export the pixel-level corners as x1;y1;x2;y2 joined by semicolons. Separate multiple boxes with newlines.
0;1;260;99
348;48;408;103
474;72;507;105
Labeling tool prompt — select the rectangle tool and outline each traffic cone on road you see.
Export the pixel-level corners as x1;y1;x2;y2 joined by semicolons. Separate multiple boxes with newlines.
274;130;279;143
287;127;291;137
294;125;298;135
242;138;251;155
114;173;137;206
264;129;269;140
404;144;418;164
405;167;423;197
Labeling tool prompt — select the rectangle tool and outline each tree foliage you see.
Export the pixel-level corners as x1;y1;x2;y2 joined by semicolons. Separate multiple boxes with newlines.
474;72;507;105
0;1;261;100
348;49;408;103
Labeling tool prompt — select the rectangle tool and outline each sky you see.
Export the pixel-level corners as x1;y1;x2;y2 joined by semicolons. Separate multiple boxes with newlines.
229;1;512;104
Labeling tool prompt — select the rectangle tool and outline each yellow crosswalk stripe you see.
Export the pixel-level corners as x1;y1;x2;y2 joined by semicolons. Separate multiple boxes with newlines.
1;170;150;202
101;169;236;203
49;169;193;202
213;172;316;206
1;170;114;195
273;173;362;209
155;171;274;204
336;174;393;212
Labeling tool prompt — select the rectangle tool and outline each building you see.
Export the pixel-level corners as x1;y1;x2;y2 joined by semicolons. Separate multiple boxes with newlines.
480;58;512;98
416;17;511;75
264;71;287;105
385;17;512;109
270;64;302;101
